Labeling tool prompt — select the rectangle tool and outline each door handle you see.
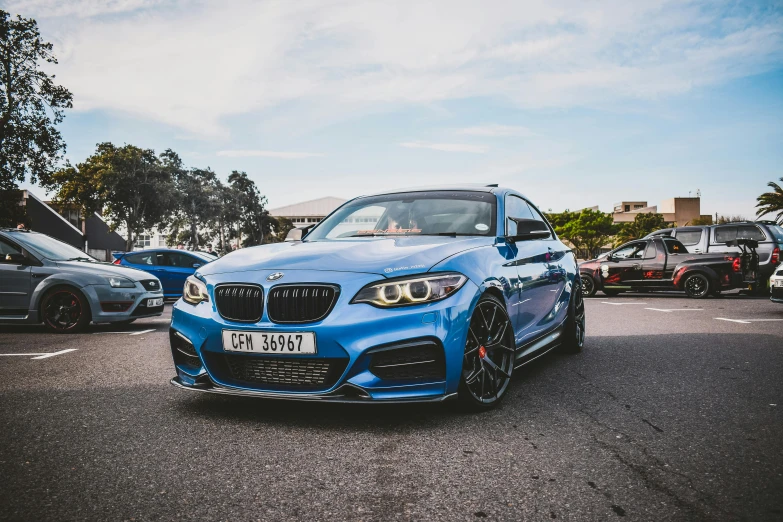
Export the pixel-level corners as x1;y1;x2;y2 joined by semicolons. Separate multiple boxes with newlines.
632;263;641;270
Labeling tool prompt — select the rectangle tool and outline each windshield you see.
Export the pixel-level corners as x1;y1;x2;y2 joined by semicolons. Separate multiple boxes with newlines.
306;191;497;240
9;231;99;262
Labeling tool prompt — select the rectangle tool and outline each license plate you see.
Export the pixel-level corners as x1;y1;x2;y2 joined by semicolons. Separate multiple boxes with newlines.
775;280;783;287
222;330;316;354
147;298;163;307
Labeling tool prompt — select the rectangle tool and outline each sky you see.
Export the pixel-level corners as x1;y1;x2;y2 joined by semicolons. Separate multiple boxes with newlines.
7;0;783;218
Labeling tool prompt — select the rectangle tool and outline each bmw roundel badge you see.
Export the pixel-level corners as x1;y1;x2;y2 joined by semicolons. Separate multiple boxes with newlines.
267;272;284;281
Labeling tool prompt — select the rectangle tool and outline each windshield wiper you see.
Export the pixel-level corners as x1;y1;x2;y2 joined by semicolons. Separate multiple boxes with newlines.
66;257;95;262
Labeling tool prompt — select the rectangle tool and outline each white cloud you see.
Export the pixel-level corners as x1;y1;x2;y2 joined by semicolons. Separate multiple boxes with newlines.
457;125;537;137
399;141;487;153
216;150;323;159
17;0;783;138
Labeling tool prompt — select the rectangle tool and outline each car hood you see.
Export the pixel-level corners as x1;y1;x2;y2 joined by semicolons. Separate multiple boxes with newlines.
198;236;494;277
55;260;156;281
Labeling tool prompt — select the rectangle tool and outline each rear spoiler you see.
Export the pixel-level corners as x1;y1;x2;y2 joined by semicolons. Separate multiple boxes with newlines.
111;251;128;260
726;238;759;248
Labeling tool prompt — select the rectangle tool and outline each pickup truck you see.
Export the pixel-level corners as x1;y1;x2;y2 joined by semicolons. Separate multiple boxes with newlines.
646;221;782;290
579;236;745;298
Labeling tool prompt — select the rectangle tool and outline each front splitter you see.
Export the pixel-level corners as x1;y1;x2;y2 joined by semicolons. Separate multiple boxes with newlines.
169;376;457;404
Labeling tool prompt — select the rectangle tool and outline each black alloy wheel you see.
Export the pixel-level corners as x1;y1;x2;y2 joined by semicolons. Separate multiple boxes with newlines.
458;294;516;411
41;287;90;333
683;273;710;299
561;281;586;354
581;274;597;297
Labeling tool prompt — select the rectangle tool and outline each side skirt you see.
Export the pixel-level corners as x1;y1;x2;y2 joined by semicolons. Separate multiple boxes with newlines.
513;322;566;369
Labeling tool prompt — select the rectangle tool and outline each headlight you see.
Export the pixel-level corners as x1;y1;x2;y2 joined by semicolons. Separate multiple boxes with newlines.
351;273;467;307
183;275;209;305
106;276;136;288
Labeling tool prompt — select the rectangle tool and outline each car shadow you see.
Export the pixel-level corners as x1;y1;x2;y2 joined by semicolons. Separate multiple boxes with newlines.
174;346;566;431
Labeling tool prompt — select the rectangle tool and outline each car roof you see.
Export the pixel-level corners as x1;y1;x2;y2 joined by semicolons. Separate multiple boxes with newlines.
360;184;506;197
126;248;213;259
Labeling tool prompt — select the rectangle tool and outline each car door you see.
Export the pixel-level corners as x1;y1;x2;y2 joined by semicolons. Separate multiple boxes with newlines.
504;195;554;342
0;236;32;315
160;252;200;296
602;240;646;288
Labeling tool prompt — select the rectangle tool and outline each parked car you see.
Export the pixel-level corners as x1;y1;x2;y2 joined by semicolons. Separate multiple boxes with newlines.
0;229;163;332
771;264;783;304
113;249;214;298
646;221;782;291
579;236;745;298
169;185;584;410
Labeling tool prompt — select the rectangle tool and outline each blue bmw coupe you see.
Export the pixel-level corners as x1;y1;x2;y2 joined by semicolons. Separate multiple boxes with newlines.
169;186;585;410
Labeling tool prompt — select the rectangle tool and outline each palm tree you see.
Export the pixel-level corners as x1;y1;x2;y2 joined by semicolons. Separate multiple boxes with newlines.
756;178;783;224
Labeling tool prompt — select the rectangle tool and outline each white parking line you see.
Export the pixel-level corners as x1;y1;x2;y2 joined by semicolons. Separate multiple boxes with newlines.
129;329;155;336
31;349;78;360
601;302;648;306
646;308;703;313
715;318;783;324
93;328;157;336
0;349;77;359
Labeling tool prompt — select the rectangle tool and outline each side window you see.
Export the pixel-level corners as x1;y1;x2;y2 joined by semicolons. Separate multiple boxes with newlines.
738;225;765;241
664;239;688;254
505;195;534;236
613;242;645;260
125;252;157;265
676;230;702;246
163;253;197;267
713;226;736;244
643;242;657;259
0;238;23;263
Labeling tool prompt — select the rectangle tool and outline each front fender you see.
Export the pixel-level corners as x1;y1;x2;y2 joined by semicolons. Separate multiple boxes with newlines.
27;275;90;321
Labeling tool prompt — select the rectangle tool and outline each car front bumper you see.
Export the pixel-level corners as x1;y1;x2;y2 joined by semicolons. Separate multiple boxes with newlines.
771;283;783;303
169;269;480;402
83;284;165;323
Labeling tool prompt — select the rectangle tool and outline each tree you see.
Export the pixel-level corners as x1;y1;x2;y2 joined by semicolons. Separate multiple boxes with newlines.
45;143;177;250
227;171;277;247
716;214;748;224
171;166;221;249
756;178;783;224
615;213;666;245
1;11;72;191
546;209;616;259
267;216;294;243
689;216;713;225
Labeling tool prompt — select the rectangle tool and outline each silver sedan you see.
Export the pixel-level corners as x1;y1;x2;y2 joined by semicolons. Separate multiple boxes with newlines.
0;229;164;332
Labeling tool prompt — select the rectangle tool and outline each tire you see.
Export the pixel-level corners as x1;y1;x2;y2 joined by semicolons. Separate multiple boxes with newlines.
602;289;621;297
457;293;516;412
40;285;91;333
581;274;597;297
561;280;586;354
683;273;710;299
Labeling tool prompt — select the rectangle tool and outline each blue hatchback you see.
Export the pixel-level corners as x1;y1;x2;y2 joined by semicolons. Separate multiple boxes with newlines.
114;249;214;298
168;186;584;411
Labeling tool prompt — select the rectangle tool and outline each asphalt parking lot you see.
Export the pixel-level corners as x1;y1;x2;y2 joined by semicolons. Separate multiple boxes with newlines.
1;293;782;521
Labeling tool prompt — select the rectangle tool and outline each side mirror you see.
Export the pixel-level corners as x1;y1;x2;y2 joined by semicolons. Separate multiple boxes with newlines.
285;228;303;242
506;218;551;242
285;225;315;242
4;253;28;265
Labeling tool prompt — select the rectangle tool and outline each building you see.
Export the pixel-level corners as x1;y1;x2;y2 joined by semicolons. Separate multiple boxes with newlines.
268;196;348;227
612;197;711;225
18;191;127;261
